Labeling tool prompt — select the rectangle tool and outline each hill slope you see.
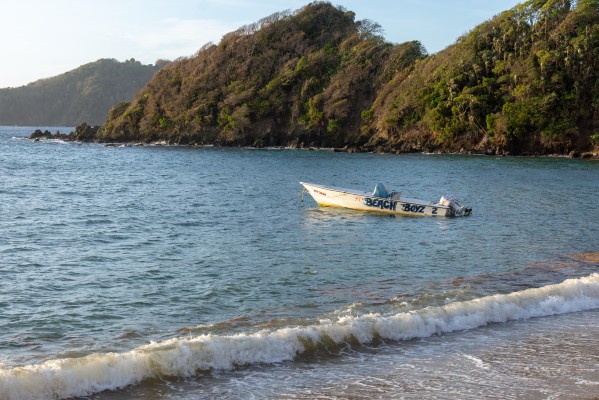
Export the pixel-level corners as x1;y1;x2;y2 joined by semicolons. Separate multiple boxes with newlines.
89;0;598;155
367;0;599;155
0;59;166;126
96;3;426;147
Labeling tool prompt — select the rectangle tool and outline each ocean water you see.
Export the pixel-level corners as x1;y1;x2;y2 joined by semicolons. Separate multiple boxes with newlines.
0;125;598;399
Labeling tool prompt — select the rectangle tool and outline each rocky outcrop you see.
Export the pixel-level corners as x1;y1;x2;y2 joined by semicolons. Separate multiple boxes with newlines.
29;129;69;140
29;123;100;141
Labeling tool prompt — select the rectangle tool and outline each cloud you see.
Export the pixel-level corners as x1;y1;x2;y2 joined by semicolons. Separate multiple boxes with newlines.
123;17;238;59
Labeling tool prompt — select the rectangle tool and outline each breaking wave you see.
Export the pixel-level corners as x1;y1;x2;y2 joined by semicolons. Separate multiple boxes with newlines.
2;274;599;400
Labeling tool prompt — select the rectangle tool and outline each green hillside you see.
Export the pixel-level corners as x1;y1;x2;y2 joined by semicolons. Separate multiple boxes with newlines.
1;58;166;126
367;0;599;155
86;1;597;155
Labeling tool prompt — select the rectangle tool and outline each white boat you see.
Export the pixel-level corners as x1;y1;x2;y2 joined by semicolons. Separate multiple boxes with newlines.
300;182;471;217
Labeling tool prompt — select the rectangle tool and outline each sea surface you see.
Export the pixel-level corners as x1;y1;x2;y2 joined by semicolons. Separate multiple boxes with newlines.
0;125;598;399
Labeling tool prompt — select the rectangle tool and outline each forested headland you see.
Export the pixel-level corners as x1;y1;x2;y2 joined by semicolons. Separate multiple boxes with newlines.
57;1;599;155
2;59;166;126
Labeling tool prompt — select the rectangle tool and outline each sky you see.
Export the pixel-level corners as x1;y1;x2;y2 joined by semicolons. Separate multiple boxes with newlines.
1;0;522;88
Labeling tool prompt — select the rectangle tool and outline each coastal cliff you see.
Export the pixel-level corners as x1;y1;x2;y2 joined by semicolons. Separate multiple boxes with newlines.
59;1;599;155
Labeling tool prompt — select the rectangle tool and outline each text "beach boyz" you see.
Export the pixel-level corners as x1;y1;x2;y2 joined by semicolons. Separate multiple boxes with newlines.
363;197;397;211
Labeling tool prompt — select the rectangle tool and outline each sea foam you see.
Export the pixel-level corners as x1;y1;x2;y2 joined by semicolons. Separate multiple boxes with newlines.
2;273;598;400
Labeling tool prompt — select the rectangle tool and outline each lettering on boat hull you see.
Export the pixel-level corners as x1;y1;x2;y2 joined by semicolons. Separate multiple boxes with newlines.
364;197;397;211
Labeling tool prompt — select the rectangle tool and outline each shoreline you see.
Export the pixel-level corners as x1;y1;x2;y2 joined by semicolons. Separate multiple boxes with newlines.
27;129;599;159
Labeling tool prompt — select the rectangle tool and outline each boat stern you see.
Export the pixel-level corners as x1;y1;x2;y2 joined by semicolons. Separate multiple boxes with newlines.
439;195;472;216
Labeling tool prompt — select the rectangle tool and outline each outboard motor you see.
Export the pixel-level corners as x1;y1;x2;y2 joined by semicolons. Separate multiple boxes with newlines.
439;195;472;216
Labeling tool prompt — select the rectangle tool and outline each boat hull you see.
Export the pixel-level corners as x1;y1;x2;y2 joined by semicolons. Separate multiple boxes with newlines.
300;182;452;217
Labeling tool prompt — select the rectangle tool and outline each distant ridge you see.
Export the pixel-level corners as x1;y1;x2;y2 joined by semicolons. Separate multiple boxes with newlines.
0;58;167;126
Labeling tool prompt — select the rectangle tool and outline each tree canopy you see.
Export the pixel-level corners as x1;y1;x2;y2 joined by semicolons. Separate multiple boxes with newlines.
86;1;598;155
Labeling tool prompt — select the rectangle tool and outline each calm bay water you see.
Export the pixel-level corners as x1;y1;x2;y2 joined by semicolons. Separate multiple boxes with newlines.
0;126;598;399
